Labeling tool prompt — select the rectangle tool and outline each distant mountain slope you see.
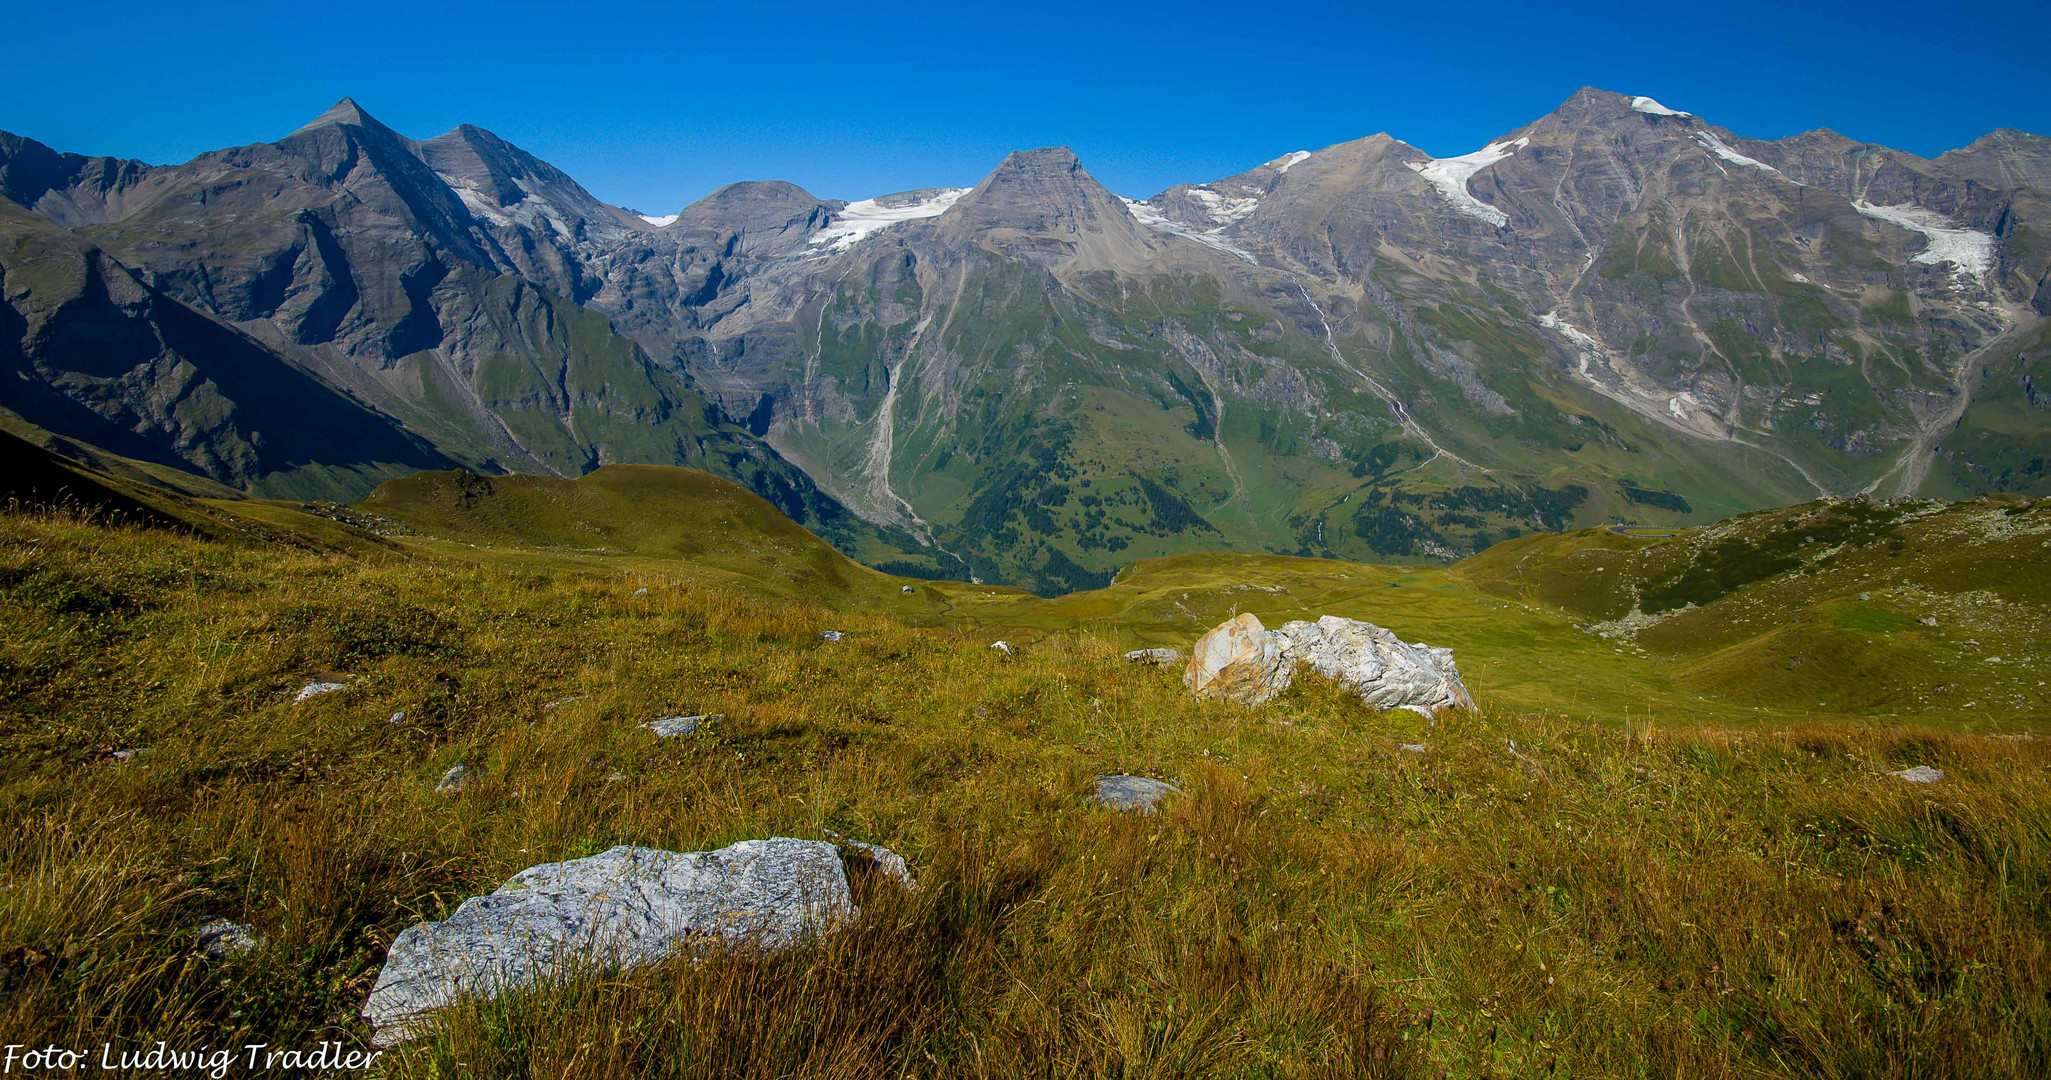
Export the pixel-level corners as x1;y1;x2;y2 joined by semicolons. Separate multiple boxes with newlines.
3;90;2047;594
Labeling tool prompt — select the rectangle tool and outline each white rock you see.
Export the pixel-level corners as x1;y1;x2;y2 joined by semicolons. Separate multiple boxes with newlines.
990;640;1013;655
363;838;860;1045
901;585;915;595
1400;743;1428;754
1893;765;1945;784
1124;648;1182;666
1273;616;1476;715
1183;612;1474;714
821;630;844;642
435;764;475;794
294;681;345;702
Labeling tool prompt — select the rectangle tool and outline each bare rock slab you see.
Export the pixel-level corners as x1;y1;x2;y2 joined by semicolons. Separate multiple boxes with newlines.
362;838;857;1046
1094;775;1180;812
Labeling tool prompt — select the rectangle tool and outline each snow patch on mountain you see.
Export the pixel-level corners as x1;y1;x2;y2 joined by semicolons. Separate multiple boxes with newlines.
1185;187;1263;227
637;212;679;227
1853;201;1996;281
1271;150;1313;173
1122;198;1257;263
1694;133;1779;174
1630;96;1689;117
1406;138;1527;227
810;188;970;252
440;175;576;236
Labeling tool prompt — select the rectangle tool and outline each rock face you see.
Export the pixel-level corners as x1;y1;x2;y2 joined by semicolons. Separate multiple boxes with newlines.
1093;775;1180;812
1184;613;1474;714
362;837;859;1046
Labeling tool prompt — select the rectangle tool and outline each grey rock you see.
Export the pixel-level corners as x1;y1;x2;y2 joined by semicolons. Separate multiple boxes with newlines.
1893;765;1945;783
388;711;406;724
990;640;1014;655
633;587;649;596
435;764;475;794
362;838;857;1045
645;714;720;738
294;681;345;702
1920;616;1940;627
901;585;916;595
1093;775;1180;812
1400;743;1428;754
1124;647;1182;666
110;747;146;762
196;919;262;959
821;630;844;642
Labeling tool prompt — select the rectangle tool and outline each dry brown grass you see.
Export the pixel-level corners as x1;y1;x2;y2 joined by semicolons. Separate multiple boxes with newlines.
1;509;2045;1077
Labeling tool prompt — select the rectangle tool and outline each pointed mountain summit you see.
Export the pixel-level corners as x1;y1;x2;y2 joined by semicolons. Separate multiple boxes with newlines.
941;147;1163;268
291;97;390;136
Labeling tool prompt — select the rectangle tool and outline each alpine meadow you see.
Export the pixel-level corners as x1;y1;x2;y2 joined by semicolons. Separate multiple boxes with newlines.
3;13;2049;1076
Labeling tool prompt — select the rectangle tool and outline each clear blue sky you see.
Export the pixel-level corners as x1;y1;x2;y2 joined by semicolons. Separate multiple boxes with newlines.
4;0;2043;214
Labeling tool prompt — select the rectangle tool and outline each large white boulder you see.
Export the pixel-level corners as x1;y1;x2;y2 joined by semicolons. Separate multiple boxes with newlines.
1274;616;1475;715
362;837;860;1046
1183;613;1474;715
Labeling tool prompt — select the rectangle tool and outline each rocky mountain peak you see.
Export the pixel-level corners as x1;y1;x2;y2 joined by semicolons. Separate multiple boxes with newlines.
941;146;1162;267
674;180;836;255
292;97;389;136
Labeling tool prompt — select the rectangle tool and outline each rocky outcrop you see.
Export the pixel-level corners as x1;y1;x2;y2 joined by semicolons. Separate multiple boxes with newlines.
1184;612;1473;715
362;837;884;1046
1124;648;1182;666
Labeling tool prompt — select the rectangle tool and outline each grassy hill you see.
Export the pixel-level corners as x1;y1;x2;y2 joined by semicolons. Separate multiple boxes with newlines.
1;446;2045;1076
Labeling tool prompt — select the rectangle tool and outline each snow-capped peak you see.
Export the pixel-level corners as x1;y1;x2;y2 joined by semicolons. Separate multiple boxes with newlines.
1630;96;1690;117
809;187;970;252
1406;137;1528;227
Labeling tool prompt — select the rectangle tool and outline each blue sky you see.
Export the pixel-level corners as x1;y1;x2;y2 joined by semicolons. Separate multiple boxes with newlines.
5;0;2044;214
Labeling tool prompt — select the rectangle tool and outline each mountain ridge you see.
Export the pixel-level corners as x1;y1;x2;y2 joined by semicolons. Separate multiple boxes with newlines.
4;88;2047;593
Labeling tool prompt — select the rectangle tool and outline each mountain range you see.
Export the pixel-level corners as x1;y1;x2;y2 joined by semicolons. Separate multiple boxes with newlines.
4;89;2047;592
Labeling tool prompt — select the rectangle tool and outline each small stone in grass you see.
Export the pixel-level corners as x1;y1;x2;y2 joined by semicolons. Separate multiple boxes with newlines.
196;919;262;959
646;714;721;738
1093;775;1179;812
295;681;345;702
991;640;1013;655
822;630;844;642
1893;765;1944;784
435;764;475;793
